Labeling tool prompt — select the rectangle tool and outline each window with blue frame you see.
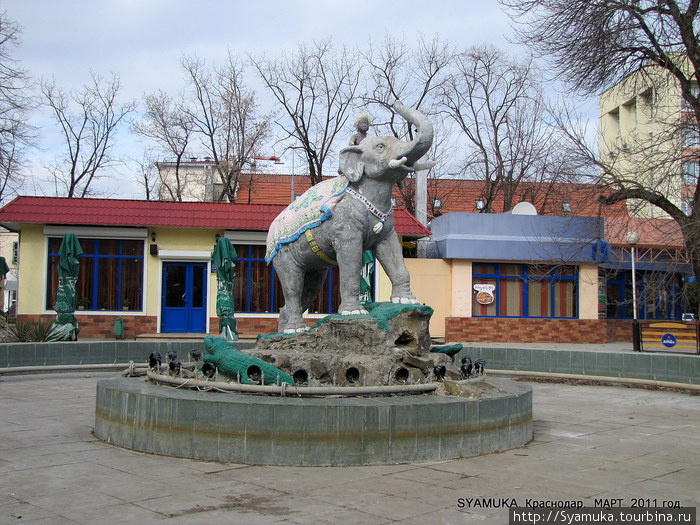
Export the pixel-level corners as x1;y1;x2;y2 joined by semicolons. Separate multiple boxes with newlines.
231;244;342;313
46;237;144;311
472;263;578;318
603;270;682;319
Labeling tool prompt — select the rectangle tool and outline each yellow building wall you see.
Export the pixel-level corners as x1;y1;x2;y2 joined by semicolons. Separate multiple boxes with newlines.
376;258;452;338
578;263;599;320
146;228;222;330
450;260;472;317
16;224;46;314
599;64;685;218
16;225;224;326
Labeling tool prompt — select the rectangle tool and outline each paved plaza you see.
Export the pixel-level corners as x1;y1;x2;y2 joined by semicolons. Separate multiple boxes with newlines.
0;371;698;524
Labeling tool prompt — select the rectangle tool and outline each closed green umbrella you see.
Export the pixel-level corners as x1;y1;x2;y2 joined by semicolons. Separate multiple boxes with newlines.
212;237;238;341
48;233;83;341
0;256;9;314
360;249;375;304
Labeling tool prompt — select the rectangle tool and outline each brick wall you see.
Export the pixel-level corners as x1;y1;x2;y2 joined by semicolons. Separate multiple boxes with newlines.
17;314;158;339
17;312;634;343
603;319;634;342
212;317;278;336
445;317;634;344
15;314;311;339
214;317;318;337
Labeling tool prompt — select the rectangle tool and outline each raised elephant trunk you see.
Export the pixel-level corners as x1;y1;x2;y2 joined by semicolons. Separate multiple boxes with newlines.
393;101;434;166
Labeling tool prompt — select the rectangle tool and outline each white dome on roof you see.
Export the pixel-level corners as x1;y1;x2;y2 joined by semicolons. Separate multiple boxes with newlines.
505;202;537;215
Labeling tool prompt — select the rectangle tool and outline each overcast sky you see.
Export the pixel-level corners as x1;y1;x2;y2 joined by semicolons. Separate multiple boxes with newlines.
3;1;567;199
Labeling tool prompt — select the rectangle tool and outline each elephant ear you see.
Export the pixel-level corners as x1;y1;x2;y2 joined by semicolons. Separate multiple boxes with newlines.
338;146;364;183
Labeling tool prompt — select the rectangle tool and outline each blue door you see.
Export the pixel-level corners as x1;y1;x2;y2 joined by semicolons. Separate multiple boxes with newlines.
161;262;207;333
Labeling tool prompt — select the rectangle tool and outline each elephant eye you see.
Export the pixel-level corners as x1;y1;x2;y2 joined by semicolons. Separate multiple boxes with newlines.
375;143;386;151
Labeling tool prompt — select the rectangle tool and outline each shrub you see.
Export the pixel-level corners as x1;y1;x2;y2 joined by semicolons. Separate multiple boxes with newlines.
7;320;55;342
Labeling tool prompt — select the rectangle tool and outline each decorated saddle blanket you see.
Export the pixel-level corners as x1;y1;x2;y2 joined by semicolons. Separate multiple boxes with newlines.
265;176;349;264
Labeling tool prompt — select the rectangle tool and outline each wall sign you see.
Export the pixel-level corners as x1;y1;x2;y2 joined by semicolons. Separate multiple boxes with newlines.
662;333;677;348
473;284;495;305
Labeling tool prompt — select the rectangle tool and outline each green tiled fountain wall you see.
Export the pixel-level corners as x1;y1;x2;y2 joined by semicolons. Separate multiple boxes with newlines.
0;341;254;368
2;342;698;386
457;347;700;385
94;377;533;466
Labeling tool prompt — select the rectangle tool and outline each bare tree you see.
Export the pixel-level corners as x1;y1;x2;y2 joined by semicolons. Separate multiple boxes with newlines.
181;52;270;202
440;45;567;213
40;72;135;198
361;34;451;134
389;163;465;218
500;0;700;120
501;0;700;287
0;11;33;203
251;39;361;185
360;34;454;217
132;90;193;201
131;151;160;201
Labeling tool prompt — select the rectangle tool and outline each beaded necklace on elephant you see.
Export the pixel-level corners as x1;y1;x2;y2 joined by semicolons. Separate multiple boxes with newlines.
345;187;392;234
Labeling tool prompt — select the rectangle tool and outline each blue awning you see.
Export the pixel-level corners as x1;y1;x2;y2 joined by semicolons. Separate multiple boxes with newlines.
428;212;604;264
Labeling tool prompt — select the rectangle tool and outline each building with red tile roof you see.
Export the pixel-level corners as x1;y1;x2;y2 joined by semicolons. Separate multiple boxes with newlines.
235;171;632;219
0;196;430;237
0;195;430;339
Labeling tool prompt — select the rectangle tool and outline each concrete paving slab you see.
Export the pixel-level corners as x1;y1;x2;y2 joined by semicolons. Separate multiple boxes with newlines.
58;502;164;525
0;372;697;524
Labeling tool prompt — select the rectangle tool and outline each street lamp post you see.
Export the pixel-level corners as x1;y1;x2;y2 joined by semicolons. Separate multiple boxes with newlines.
290;154;295;202
626;231;641;350
626;231;640;319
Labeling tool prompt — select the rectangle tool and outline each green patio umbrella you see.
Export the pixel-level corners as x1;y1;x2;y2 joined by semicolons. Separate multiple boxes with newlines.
0;256;9;326
0;256;9;314
48;233;83;341
360;249;375;304
213;237;238;341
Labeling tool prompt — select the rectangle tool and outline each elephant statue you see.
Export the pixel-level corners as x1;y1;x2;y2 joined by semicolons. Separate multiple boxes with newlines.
265;101;434;333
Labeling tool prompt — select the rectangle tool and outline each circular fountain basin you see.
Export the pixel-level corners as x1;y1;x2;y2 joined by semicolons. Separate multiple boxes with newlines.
94;376;532;466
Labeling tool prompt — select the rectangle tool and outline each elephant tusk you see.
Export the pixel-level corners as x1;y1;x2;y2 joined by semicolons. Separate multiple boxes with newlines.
388;157;408;169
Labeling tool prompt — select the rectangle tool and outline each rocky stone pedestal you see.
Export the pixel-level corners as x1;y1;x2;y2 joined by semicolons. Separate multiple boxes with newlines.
251;302;457;386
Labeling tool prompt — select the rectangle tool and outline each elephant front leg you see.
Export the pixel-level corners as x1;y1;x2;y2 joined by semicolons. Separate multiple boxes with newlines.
273;255;309;334
335;242;368;315
374;235;419;305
